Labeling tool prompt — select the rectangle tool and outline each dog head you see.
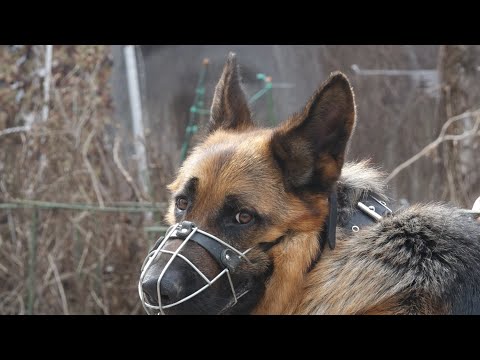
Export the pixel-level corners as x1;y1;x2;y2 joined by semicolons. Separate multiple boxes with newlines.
140;53;356;314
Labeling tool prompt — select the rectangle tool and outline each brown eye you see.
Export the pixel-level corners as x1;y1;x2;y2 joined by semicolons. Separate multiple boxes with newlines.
176;197;189;211
235;211;253;224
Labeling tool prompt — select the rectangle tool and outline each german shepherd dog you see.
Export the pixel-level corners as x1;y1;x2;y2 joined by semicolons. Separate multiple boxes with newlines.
139;53;480;315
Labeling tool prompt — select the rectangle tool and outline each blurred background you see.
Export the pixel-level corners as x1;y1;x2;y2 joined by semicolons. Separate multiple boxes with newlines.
1;45;479;314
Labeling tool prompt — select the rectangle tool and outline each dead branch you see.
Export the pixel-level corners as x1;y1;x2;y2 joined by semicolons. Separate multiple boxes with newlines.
0;126;29;137
90;289;109;315
386;109;480;183
113;136;147;202
47;254;70;315
82;129;104;207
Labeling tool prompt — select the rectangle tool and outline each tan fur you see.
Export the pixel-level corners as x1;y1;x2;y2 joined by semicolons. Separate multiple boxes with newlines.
296;239;407;314
294;227;448;315
317;154;341;185
360;298;404;315
252;230;320;314
167;129;274;225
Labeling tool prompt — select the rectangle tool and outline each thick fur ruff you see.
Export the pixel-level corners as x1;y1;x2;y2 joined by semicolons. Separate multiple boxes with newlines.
297;163;480;314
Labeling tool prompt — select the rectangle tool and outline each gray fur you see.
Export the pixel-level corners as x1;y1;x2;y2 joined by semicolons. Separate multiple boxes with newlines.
328;161;480;314
339;160;387;201
355;204;479;313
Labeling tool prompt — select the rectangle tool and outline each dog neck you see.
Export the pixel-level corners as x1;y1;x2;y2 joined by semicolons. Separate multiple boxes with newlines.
252;161;388;314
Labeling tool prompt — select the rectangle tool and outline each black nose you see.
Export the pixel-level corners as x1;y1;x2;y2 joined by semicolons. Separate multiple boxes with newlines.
142;271;187;306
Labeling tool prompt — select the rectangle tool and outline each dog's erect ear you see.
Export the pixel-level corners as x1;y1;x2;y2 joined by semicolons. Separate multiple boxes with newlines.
271;72;356;193
208;52;253;133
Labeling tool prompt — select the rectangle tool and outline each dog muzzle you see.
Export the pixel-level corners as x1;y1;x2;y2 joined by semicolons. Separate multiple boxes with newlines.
138;221;252;315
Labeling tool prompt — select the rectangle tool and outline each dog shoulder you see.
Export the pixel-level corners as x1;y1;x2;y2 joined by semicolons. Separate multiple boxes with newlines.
372;203;480;314
300;203;480;314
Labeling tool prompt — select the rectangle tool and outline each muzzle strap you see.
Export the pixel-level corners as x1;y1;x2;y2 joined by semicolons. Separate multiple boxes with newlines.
174;221;243;272
190;231;243;271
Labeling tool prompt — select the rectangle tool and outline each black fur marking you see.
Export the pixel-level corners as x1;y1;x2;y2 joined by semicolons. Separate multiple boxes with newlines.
174;177;198;221
228;261;274;315
208;53;252;133
270;74;354;195
271;148;335;195
257;235;286;252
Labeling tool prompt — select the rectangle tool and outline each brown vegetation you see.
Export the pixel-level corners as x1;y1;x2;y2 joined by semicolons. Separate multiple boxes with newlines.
0;45;163;314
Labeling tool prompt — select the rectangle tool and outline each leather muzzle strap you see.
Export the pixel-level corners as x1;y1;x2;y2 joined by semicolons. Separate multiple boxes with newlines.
170;221;242;272
326;191;338;250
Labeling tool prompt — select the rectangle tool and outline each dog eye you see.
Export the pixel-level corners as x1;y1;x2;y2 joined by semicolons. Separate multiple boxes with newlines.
176;197;189;211
235;211;253;224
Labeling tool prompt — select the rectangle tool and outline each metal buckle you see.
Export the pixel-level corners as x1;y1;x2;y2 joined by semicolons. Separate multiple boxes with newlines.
357;201;383;222
371;195;393;216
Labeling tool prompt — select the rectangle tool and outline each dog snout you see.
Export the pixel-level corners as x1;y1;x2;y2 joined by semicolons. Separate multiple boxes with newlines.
140;238;225;313
142;270;188;306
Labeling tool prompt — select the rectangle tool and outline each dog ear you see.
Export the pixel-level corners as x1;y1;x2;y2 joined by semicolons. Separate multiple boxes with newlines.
208;52;253;133
271;72;356;193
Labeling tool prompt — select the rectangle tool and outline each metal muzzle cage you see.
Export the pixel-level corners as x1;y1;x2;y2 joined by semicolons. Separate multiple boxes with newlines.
138;221;251;315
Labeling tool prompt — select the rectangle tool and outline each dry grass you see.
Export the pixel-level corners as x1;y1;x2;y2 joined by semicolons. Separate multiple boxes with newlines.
0;45;164;314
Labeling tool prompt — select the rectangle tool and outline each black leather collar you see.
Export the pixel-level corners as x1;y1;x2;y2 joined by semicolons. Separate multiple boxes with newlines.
320;190;393;250
326;191;338;250
308;190;393;273
344;192;393;235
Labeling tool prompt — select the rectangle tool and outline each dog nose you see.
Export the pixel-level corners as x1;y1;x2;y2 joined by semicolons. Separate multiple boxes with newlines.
142;271;186;306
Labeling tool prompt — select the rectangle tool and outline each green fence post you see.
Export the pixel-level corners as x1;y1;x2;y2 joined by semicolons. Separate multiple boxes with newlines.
265;78;275;126
28;206;38;315
180;59;210;163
